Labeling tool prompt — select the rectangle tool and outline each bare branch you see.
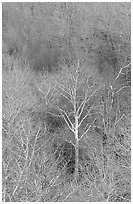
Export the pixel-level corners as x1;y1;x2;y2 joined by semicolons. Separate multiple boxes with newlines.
77;89;97;119
12;171;23;196
79;119;96;141
27;126;41;169
2;126;8;136
115;113;126;127
54;85;73;104
114;84;130;94
112;63;131;87
57;106;75;133
78;103;97;128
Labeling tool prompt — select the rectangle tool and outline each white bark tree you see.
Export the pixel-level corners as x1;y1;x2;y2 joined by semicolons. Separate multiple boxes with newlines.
34;59;105;181
34;39;131;198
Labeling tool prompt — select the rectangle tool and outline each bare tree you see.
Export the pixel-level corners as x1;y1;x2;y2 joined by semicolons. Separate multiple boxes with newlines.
33;34;131;198
2;57;45;201
34;59;105;182
2;2;131;201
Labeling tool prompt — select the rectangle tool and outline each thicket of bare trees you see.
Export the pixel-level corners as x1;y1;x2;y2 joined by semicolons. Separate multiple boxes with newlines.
2;2;131;202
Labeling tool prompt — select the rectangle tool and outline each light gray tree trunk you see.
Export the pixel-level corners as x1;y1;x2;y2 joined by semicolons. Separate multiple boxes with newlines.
74;115;79;179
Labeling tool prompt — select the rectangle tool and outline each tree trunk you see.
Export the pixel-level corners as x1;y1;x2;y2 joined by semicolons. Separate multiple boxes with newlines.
74;116;79;180
75;137;79;179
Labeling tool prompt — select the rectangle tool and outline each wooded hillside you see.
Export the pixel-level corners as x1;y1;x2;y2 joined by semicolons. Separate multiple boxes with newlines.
2;2;131;202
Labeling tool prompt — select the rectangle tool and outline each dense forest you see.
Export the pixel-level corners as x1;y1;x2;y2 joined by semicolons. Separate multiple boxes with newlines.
2;2;131;202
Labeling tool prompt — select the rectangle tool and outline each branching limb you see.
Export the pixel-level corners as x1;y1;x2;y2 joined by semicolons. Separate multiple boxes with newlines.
78;103;97;128
54;85;73;104
57;106;75;133
27;126;41;169
12;171;23;196
79;119;96;141
112;62;131;87
114;113;126;127
77;89;97;119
